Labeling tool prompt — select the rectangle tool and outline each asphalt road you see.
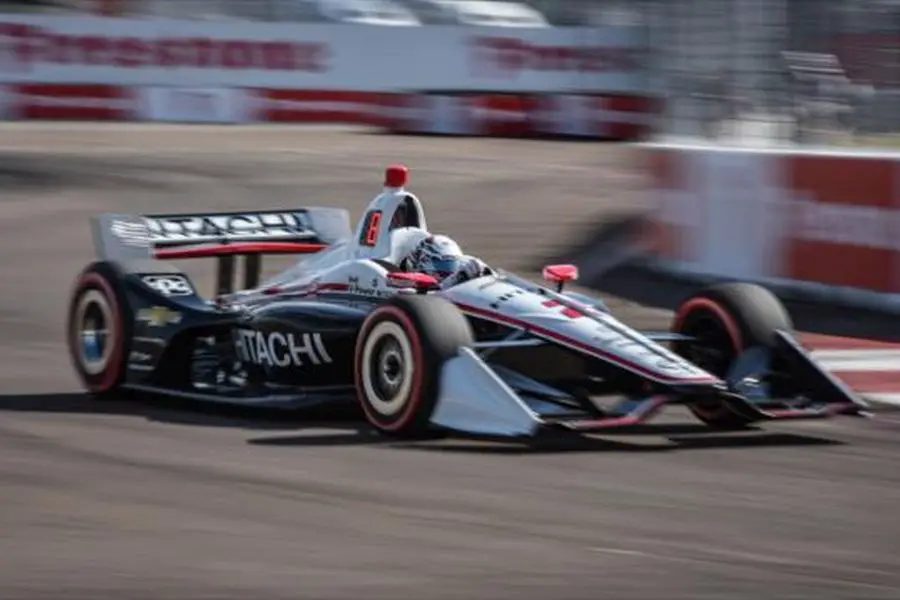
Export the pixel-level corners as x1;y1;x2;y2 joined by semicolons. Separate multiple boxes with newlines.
1;124;898;600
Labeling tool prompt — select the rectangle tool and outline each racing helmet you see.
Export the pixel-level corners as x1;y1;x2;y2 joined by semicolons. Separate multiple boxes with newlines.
409;234;464;281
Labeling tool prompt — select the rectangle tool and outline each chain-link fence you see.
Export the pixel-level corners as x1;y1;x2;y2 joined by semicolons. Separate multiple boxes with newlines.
641;0;900;146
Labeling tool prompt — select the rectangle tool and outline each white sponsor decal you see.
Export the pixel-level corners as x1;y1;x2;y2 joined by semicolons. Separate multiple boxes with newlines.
588;317;706;378
129;350;152;363
142;275;194;297
235;330;333;368
110;219;151;247
791;196;899;250
141;212;316;245
347;275;391;297
520;289;710;379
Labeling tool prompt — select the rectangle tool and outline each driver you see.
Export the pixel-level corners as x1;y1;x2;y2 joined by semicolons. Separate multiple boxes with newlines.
399;234;493;289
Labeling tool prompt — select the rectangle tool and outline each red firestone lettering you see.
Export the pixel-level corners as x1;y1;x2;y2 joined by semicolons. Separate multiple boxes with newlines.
0;23;328;72
191;38;215;67
76;36;109;65
470;36;640;77
114;38;149;67
222;40;252;69
262;42;298;70
155;39;180;67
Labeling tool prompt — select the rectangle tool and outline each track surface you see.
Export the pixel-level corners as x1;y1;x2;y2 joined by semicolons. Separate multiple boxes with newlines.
1;124;899;600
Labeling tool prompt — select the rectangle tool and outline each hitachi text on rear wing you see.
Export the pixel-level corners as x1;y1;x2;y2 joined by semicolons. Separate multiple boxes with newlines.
92;208;352;295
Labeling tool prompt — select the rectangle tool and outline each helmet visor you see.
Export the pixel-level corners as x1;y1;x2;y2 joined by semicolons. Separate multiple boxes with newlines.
430;256;461;277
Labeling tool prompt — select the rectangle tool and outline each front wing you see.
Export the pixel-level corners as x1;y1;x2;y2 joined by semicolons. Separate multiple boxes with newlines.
428;330;870;438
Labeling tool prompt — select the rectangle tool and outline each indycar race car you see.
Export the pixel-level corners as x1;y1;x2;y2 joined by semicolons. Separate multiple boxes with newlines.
66;164;869;439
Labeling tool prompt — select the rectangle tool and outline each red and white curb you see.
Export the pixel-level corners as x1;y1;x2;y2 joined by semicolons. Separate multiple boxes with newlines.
802;334;900;408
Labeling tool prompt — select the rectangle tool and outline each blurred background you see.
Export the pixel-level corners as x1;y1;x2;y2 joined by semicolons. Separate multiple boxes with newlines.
4;0;900;147
0;0;630;27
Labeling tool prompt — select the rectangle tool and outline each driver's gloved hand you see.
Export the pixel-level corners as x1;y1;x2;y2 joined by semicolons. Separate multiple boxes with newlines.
442;257;492;288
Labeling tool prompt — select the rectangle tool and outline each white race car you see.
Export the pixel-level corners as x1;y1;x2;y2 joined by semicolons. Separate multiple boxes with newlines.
66;164;869;440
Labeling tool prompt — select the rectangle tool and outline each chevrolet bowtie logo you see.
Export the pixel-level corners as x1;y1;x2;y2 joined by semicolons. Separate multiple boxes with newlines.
137;306;182;328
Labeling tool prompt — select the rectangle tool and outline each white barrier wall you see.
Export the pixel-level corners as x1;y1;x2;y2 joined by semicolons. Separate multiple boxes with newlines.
644;142;900;300
0;16;647;93
0;16;657;139
140;86;253;123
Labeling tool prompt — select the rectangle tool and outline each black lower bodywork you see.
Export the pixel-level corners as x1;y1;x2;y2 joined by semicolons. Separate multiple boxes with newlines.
120;274;373;408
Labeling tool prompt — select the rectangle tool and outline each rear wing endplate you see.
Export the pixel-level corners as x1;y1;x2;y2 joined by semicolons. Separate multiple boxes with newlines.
92;208;352;295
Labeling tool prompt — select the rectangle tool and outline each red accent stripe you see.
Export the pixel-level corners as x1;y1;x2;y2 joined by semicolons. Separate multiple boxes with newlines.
560;307;583;320
454;302;721;385
155;242;326;260
298;286;718;384
565;396;668;430
251;281;349;300
318;283;350;292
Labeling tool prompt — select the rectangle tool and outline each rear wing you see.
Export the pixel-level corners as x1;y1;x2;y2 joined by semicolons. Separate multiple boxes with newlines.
92;208;352;295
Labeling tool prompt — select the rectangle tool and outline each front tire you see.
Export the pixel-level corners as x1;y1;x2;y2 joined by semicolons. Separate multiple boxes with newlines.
66;261;133;399
671;282;793;429
354;295;474;438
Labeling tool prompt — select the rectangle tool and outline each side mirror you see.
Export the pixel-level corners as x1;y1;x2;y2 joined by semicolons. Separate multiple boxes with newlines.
542;264;579;292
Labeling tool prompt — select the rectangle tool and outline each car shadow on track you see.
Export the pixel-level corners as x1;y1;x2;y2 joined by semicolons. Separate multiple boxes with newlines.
390;432;844;455
248;422;846;455
0;393;847;454
0;392;364;431
248;426;394;448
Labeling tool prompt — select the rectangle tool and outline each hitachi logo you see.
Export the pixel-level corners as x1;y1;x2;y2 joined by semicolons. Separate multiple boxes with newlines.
235;330;332;368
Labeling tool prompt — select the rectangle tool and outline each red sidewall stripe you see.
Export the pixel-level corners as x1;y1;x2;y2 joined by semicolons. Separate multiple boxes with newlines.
355;305;426;432
70;272;125;393
672;297;745;420
673;297;744;355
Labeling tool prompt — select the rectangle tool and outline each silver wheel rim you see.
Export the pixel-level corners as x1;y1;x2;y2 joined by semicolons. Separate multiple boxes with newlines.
361;321;415;417
72;289;116;376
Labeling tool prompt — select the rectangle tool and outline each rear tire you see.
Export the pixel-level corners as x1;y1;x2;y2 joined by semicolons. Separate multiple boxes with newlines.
66;261;133;399
354;295;474;438
671;282;793;429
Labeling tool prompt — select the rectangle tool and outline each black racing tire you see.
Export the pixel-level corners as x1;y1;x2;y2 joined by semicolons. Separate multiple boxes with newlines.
66;261;134;399
354;294;474;438
671;282;793;429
